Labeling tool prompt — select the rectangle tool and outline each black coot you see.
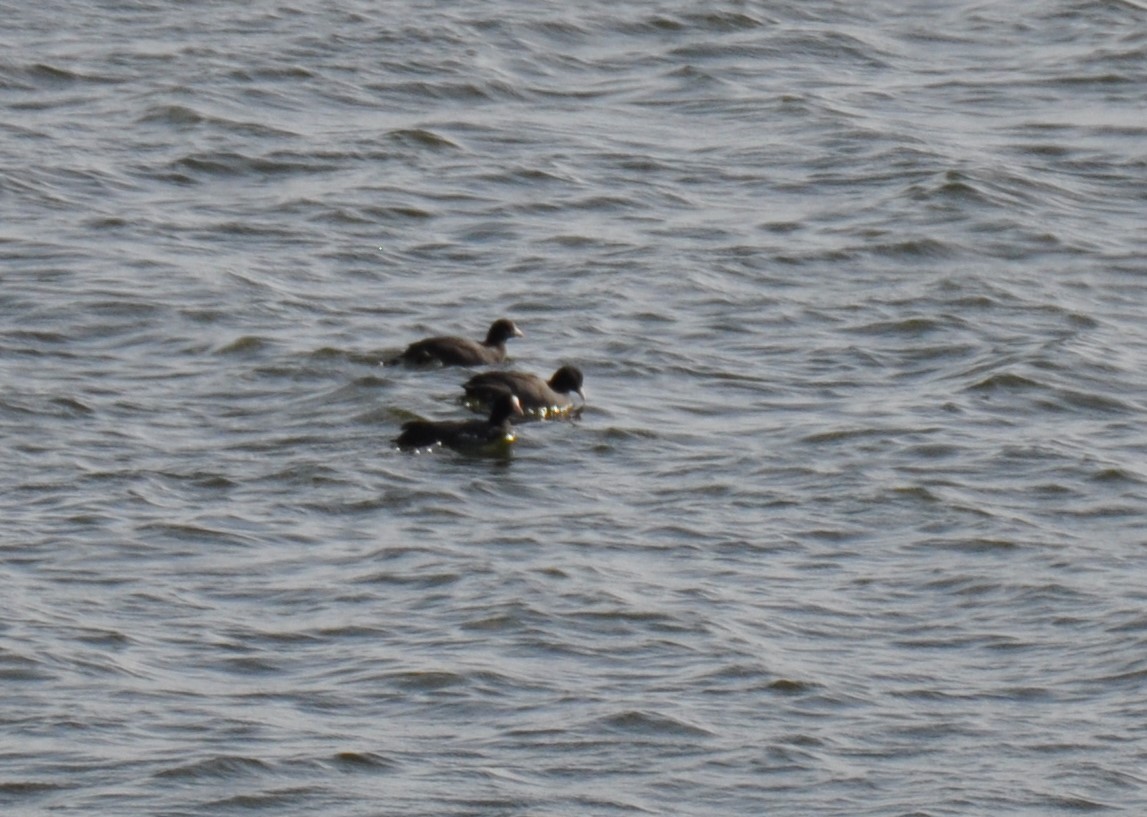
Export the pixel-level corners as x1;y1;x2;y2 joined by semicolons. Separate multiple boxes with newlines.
463;365;584;418
386;318;523;367
395;391;524;451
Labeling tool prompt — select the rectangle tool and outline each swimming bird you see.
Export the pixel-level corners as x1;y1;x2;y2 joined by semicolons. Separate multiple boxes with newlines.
462;365;585;419
394;391;524;452
385;318;524;367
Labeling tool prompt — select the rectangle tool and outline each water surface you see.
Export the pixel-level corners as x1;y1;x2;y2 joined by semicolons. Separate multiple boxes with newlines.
3;1;1147;815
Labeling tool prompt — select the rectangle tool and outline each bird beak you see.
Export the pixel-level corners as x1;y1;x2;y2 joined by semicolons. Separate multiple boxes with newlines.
511;396;524;415
514;327;525;338
576;388;586;402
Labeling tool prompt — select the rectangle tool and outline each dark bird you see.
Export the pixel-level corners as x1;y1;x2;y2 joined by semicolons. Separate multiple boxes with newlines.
395;391;524;452
385;318;524;367
462;365;585;419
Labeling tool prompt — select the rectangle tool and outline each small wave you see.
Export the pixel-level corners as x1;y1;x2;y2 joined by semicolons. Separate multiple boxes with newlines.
1038;793;1118;812
0;652;54;682
800;426;888;445
680;10;768;31
217;654;282;674
378;78;525;103
916;537;1022;554
215;335;272;355
134;521;260;547
330;751;399;771
1046;387;1135;415
845;315;961;337
170;151;325;178
138;104;298;138
870;237;956;259
12;62;117;88
596;426;660;441
967;371;1045;392
382;670;467;691
770;678;818;694
965;366;1136;416
314;204;436;225
597;709;715;738
41;396;94;417
385;127;461;150
137;104;205;126
202;788;325;810
1091;467;1146;485
0;780;70;798
154;755;273;781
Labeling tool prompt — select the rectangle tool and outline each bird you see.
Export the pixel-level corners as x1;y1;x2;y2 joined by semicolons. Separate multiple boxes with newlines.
394;391;524;452
462;365;585;419
385;318;524;367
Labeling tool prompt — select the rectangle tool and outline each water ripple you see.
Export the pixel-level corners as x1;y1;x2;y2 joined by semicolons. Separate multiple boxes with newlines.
4;1;1147;815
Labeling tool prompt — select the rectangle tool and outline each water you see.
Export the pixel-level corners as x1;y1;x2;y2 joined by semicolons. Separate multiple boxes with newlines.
3;1;1147;814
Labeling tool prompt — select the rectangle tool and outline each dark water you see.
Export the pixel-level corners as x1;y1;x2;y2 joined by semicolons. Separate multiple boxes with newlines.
4;1;1147;814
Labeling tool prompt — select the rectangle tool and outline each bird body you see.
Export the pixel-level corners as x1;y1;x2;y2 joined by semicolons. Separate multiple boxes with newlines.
463;365;584;419
395;391;524;452
386;318;523;367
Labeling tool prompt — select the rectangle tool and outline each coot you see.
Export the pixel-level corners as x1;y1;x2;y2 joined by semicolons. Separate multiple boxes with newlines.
395;391;524;452
386;318;523;367
463;365;584;418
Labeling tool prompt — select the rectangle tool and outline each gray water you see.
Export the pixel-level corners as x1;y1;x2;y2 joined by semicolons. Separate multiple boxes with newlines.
4;1;1147;814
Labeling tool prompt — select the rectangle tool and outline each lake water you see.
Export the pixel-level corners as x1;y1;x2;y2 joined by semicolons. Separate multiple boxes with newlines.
3;1;1147;815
